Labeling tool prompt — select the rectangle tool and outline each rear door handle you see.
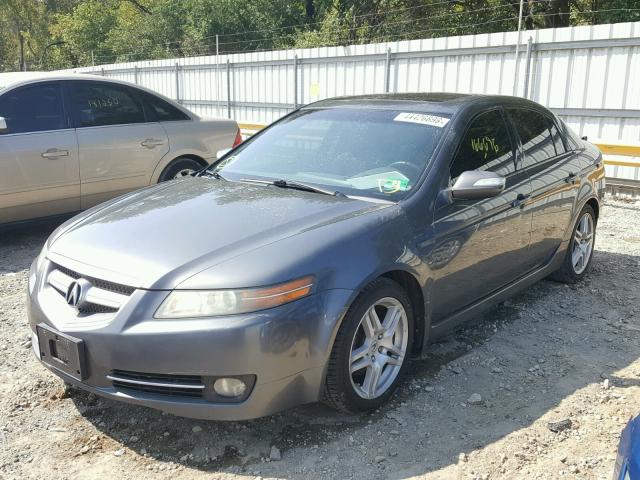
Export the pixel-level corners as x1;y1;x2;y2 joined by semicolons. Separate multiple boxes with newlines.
41;149;69;159
141;138;165;148
565;172;578;184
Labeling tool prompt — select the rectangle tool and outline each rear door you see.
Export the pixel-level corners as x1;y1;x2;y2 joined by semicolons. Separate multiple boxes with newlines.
67;81;169;208
429;108;532;322
0;82;80;223
506;108;581;268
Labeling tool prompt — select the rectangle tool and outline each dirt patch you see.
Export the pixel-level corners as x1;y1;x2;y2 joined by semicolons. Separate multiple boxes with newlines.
1;198;639;479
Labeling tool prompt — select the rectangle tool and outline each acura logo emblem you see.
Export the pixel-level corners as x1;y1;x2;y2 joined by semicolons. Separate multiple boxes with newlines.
65;279;90;308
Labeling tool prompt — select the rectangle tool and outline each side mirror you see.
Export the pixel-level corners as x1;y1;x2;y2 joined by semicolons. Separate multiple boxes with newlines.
450;170;505;200
216;148;232;160
0;116;7;133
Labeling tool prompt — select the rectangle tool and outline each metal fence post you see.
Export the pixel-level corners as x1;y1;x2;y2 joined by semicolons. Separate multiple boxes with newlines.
384;48;392;93
100;67;105;77
134;65;138;84
523;37;533;99
293;55;299;109
226;59;232;119
175;62;180;103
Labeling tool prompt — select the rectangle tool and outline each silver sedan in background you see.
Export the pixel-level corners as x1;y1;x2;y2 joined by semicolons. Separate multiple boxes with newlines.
0;72;240;225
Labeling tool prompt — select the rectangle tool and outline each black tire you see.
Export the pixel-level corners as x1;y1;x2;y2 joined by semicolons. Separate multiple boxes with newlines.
323;278;414;413
549;204;597;284
158;157;204;182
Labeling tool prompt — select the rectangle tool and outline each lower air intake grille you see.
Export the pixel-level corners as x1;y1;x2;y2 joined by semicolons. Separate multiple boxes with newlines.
107;370;204;398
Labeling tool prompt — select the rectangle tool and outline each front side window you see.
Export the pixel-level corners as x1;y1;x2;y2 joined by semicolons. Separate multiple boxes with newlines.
71;82;145;127
0;83;66;134
507;108;556;168
450;109;515;180
210;108;449;200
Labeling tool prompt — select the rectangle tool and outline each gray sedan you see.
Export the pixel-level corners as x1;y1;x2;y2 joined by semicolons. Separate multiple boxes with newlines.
27;93;605;420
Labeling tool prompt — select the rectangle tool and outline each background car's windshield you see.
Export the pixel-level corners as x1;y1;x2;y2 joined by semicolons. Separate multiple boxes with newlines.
211;107;449;200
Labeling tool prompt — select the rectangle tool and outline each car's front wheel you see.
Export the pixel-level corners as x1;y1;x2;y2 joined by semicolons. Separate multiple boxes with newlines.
158;157;204;182
323;278;414;413
550;203;597;283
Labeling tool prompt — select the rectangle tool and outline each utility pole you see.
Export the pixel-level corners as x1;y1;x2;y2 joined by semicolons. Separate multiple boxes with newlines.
19;31;26;71
216;34;220;116
91;50;94;67
512;0;525;95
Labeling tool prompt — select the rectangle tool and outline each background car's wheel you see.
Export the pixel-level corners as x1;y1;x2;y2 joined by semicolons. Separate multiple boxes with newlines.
550;203;597;284
323;278;414;413
158;157;204;182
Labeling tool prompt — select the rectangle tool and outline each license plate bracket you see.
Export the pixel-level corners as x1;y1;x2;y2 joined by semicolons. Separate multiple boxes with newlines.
36;323;87;381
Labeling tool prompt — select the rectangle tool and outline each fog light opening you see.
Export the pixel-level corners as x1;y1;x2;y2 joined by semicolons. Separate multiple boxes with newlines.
213;377;247;398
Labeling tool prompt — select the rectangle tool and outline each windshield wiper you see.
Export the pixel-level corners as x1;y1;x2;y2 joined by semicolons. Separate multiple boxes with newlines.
240;178;346;197
199;170;226;180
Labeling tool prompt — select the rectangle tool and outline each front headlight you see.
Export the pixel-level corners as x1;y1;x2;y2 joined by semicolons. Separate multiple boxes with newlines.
36;244;48;272
154;275;314;318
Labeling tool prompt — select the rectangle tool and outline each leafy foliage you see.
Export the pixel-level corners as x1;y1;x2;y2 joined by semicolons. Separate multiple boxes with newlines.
0;0;638;71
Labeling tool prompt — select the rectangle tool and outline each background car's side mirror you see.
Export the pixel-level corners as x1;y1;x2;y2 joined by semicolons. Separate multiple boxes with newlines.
216;148;231;160
450;170;505;200
0;116;7;134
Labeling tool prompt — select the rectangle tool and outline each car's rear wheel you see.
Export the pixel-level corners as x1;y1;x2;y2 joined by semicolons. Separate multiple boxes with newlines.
323;278;414;413
158;157;204;182
550;203;597;283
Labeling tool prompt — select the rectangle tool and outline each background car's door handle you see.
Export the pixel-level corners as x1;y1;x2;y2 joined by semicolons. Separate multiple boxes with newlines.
41;149;69;159
141;138;165;148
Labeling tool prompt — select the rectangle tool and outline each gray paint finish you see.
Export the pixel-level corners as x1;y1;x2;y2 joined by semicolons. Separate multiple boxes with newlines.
28;94;605;420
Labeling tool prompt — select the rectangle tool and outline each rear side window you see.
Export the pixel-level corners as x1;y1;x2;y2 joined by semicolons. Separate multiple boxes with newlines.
507;108;556;168
141;91;189;121
71;82;146;127
0;83;66;134
548;119;565;155
450;109;515;180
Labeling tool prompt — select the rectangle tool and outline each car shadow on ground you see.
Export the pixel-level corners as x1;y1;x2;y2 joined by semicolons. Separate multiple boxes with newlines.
60;247;640;479
0;221;57;274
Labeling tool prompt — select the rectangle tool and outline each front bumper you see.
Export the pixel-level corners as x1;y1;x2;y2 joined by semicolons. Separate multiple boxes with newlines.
27;259;352;420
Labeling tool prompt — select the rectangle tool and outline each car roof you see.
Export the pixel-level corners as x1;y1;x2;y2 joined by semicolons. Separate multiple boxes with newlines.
0;71;149;91
304;93;545;116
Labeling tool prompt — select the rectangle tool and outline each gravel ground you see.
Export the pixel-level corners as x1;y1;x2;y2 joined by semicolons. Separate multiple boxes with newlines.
1;198;639;480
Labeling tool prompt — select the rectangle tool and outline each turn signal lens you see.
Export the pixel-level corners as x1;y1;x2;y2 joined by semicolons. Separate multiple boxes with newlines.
232;128;242;147
154;276;314;318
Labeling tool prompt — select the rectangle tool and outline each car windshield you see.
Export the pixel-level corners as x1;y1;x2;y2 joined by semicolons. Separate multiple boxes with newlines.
209;107;450;200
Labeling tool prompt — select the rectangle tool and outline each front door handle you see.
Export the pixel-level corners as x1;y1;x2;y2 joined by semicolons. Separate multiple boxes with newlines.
512;193;530;208
141;138;165;148
41;149;69;159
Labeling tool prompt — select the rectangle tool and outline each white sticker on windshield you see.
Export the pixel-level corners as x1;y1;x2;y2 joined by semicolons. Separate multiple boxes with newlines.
394;112;449;128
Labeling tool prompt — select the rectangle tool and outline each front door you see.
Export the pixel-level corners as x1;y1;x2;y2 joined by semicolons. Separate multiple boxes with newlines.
427;108;532;322
0;82;80;223
67;81;169;208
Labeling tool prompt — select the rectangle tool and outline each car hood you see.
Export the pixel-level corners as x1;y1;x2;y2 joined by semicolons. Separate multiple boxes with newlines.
47;178;390;289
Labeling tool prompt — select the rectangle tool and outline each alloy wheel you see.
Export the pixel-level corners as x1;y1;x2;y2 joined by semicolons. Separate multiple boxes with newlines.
174;168;195;179
349;297;408;400
572;212;594;275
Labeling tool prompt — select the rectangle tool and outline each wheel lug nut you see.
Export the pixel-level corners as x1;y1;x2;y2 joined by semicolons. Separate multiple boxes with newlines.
371;355;376;361
378;347;383;353
378;335;383;340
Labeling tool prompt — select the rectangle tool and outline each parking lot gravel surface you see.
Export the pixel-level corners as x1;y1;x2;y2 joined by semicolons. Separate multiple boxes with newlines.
1;197;639;480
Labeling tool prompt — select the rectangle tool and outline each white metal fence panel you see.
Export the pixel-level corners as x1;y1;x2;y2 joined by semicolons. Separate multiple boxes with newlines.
62;21;640;143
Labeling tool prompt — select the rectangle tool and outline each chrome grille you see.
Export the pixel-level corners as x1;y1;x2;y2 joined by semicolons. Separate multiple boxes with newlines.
47;263;134;315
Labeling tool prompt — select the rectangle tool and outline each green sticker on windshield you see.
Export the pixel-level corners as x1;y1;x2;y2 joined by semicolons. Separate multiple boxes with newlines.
378;178;410;194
